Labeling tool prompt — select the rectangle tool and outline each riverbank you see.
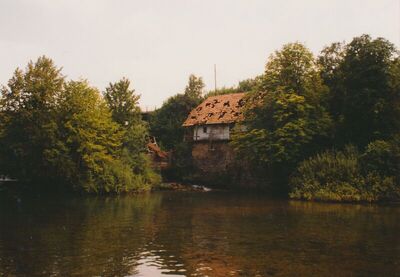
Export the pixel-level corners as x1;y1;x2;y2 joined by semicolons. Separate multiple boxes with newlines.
3;179;399;204
156;182;212;192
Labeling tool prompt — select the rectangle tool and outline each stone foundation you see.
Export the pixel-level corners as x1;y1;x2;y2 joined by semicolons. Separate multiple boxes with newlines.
191;141;268;188
191;141;234;175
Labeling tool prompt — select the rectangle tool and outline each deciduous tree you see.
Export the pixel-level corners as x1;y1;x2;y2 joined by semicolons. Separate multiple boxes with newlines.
0;56;65;182
231;43;332;189
319;35;400;147
104;77;141;126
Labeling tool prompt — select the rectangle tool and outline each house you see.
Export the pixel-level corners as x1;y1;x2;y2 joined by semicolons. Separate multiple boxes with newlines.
182;93;246;175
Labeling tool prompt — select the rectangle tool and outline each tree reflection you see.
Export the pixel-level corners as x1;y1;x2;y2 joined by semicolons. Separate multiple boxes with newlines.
0;192;400;276
0;193;162;276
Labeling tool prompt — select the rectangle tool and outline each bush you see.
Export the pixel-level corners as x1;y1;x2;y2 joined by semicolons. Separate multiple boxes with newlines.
289;145;400;202
361;139;400;178
289;146;365;201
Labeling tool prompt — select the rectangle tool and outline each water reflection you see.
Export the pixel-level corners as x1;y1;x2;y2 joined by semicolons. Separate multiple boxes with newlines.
0;191;399;276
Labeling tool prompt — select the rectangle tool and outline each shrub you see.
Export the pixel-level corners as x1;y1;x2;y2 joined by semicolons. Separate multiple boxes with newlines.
289;144;400;202
289;146;366;201
361;139;400;178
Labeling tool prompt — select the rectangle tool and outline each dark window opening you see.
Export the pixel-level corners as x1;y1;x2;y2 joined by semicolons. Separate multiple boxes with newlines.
203;126;207;133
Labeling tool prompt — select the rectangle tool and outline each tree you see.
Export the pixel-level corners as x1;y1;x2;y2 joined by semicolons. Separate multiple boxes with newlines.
231;43;332;189
233;90;331;164
150;75;203;150
61;80;160;193
0;57;159;193
0;56;65;182
58;81;123;191
104;77;141;126
319;35;400;148
104;77;150;168
150;93;201;150
184;74;205;99
317;42;346;121
261;43;326;100
204;76;263;97
237;76;263;92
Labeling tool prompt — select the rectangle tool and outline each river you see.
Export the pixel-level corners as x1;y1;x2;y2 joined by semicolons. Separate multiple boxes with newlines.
0;190;399;276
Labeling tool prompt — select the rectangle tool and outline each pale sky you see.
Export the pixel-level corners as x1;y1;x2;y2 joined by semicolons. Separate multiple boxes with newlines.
1;0;399;109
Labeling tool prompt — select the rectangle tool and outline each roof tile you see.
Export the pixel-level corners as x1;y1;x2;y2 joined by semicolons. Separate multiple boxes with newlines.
182;93;246;126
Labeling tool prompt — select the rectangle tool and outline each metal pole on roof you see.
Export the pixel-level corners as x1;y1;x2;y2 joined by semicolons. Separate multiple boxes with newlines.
214;64;217;92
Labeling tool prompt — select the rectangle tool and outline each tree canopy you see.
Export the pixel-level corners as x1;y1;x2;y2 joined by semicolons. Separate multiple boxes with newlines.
1;34;399;201
231;43;332;189
0;57;159;193
0;56;65;182
318;34;400;147
290;35;400;201
150;75;203;150
104;77;141;126
184;74;205;99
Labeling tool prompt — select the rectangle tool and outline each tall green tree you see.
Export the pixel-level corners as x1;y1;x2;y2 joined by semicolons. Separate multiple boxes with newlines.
291;35;400;202
261;43;326;99
104;77;141;126
0;56;65;182
150;94;201;150
64;80;160;193
104;77;149;159
59;80;159;193
231;43;332;189
319;35;400;147
0;57;159;192
184;74;205;99
150;75;203;150
59;80;128;192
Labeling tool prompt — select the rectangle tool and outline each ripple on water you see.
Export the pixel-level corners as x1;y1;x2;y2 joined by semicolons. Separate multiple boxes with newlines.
0;191;399;276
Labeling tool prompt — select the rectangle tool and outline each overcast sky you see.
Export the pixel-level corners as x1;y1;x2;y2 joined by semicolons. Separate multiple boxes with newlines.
1;0;399;109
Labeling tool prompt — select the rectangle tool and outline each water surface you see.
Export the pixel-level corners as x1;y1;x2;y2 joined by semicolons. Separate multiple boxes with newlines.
0;190;399;276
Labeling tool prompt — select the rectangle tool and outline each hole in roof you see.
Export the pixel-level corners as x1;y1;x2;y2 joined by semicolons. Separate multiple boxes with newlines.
218;112;227;119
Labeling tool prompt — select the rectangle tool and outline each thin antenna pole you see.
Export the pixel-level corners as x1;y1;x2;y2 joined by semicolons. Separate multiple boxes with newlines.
214;64;217;92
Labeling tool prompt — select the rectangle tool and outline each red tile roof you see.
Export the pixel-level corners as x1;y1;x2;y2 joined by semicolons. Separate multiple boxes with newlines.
183;93;246;127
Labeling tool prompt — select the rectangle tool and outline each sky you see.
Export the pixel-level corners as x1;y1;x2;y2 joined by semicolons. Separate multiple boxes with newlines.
0;0;399;109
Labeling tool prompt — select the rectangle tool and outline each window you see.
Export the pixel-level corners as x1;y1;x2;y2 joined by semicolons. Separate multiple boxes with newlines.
203;126;207;133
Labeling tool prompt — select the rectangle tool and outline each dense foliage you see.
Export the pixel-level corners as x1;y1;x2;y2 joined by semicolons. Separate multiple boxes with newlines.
290;143;400;202
204;77;262;97
231;36;400;201
0;57;159;193
231;43;332;190
1;35;399;201
104;77;141;126
149;75;204;150
318;35;400;148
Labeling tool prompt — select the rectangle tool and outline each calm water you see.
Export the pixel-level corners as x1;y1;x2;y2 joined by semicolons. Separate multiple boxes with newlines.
0;190;399;277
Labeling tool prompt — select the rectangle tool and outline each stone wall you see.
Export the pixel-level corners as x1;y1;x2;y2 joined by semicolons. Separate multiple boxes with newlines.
191;141;234;175
191;141;268;188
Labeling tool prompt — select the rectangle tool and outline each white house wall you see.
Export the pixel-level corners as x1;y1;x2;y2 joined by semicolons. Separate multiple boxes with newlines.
193;124;230;141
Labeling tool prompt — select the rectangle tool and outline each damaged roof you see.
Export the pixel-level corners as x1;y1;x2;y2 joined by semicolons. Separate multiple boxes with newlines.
147;142;169;159
183;93;246;127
